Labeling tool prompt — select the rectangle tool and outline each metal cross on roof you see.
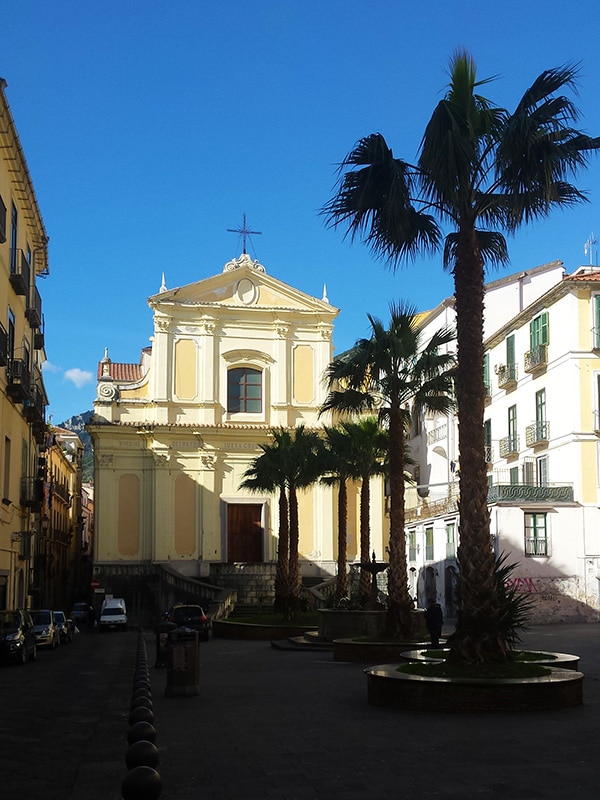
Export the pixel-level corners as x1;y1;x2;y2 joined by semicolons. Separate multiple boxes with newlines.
227;213;262;254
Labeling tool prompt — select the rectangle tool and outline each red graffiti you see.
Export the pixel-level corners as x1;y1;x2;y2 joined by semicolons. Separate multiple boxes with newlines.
506;577;538;594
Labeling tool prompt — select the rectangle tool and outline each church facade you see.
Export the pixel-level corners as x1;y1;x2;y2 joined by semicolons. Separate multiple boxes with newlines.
88;253;387;607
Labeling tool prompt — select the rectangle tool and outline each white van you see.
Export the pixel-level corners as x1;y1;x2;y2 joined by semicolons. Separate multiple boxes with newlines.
98;597;127;631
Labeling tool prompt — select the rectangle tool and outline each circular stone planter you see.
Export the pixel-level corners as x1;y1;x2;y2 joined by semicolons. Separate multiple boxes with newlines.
364;663;584;712
212;619;317;641
334;638;434;663
399;649;581;671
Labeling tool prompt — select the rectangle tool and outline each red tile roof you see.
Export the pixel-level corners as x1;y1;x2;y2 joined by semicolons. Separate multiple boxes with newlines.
97;363;144;382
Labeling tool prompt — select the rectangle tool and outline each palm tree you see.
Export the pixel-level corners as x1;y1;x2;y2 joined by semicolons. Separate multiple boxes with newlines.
240;432;291;613
241;426;322;615
283;425;324;617
320;425;357;602
322;51;599;661
321;303;455;637
339;418;388;605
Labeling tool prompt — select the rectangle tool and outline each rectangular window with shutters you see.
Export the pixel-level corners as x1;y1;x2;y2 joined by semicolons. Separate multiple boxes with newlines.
525;512;549;556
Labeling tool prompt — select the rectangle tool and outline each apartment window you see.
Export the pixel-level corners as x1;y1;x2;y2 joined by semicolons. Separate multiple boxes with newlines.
484;419;492;463
408;530;417;562
483;352;490;395
0;193;6;243
446;522;456;558
10;203;17;273
3;437;11;502
537;455;548;487
594;297;600;348
227;367;262;413
509;466;519;484
508;404;517;450
425;527;434;561
506;334;515;367
535;389;546;424
525;512;548;556
530;312;549;349
7;310;15;361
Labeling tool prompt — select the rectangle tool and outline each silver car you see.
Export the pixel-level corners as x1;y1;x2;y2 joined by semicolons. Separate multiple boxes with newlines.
30;609;60;649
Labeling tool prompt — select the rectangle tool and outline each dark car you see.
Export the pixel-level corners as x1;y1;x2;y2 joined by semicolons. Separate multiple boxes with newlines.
167;604;210;641
0;609;37;664
53;611;74;643
71;602;91;630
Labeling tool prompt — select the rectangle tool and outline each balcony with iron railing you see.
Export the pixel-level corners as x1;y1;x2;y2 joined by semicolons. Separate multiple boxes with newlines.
9;249;30;296
524;344;547;373
525;420;550;447
26;285;42;329
33;315;45;350
484;444;493;464
405;484;460;523
426;423;447;445
488;478;573;504
496;363;518;390
20;476;43;510
499;434;520;458
6;359;31;403
24;383;47;428
403;468;574;523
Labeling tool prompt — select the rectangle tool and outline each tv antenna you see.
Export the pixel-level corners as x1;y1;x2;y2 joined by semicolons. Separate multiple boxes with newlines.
584;232;597;265
227;213;262;255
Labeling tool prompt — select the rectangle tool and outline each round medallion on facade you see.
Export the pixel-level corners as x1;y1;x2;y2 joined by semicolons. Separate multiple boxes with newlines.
236;278;258;305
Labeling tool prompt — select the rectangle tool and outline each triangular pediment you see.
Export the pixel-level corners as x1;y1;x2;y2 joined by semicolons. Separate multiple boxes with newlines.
149;254;337;316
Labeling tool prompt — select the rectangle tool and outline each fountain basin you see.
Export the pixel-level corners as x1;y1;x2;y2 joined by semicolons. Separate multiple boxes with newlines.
365;663;583;712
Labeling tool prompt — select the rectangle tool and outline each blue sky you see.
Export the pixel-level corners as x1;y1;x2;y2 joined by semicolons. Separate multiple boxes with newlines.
4;1;600;424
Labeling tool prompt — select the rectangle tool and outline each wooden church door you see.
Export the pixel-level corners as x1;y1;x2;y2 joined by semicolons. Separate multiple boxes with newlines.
227;504;263;563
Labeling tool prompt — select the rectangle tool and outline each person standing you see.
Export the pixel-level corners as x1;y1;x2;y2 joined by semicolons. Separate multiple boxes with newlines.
425;599;443;647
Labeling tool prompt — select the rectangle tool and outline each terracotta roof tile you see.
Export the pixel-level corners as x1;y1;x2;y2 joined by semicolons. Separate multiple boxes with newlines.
97;363;144;382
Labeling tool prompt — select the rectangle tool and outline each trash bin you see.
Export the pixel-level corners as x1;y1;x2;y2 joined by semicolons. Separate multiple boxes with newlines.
164;627;200;698
155;621;177;668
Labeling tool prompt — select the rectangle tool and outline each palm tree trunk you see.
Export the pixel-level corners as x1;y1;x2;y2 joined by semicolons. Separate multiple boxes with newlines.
449;226;503;662
358;474;372;604
287;485;301;619
386;407;414;638
274;483;289;613
335;480;349;601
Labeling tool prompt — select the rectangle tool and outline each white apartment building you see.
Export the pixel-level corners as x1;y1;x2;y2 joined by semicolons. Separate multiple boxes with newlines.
406;260;600;624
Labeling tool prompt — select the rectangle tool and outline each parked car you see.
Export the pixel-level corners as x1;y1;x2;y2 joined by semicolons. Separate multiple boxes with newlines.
53;611;74;643
166;604;210;641
30;609;60;648
98;600;127;632
0;609;37;664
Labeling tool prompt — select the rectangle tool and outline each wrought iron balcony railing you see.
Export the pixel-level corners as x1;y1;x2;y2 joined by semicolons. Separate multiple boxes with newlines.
9;249;30;296
496;363;518;390
525;421;550;447
499;435;520;458
524;344;547;373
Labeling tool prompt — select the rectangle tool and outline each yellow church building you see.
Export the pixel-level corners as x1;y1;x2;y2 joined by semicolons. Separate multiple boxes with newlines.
88;252;385;615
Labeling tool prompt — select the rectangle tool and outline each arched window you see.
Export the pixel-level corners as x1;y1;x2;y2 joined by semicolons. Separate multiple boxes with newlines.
227;367;262;413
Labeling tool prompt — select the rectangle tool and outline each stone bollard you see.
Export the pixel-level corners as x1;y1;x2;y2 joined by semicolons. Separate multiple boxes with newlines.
121;630;162;798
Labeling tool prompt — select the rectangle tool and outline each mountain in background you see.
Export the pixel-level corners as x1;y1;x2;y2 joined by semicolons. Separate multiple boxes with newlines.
57;410;94;482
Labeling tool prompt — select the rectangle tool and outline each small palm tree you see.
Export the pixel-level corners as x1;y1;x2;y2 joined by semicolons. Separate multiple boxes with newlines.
339;418;388;605
321;303;455;637
323;51;599;660
240;434;290;613
320;425;357;602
